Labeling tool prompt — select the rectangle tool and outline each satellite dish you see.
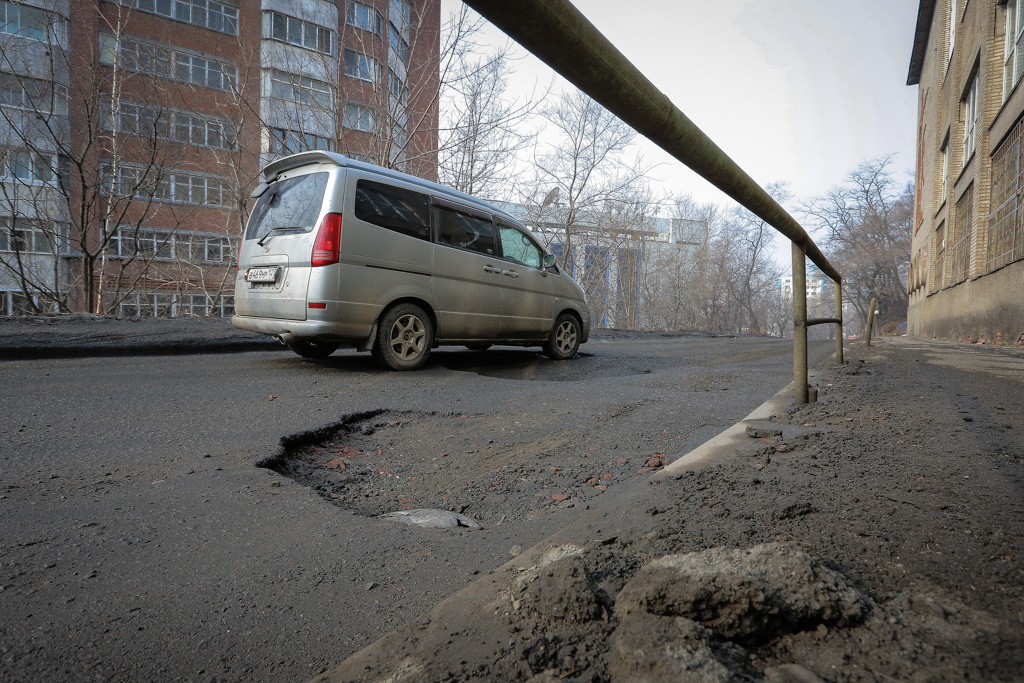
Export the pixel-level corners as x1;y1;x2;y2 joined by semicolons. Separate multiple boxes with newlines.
541;187;559;207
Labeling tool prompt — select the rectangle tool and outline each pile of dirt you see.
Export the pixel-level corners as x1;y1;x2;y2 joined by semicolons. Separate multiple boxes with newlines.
318;341;1024;682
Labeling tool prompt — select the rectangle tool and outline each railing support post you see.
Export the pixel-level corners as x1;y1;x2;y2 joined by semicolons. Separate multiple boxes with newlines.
866;297;877;347
792;242;808;405
834;281;844;365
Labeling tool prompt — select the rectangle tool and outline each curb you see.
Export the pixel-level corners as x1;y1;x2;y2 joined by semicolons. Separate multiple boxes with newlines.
0;339;281;361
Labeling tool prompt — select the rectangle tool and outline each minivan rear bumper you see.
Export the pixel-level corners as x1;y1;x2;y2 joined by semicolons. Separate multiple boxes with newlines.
232;315;340;342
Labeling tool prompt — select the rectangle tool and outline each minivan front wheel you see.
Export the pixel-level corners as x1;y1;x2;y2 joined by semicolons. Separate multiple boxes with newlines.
544;314;581;360
375;303;433;370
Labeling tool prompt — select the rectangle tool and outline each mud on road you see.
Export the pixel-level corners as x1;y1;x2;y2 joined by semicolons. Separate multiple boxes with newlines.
321;339;1024;682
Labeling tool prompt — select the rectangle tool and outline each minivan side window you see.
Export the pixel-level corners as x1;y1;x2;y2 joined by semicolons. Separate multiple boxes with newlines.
246;172;328;241
354;179;431;240
497;223;542;268
436;205;496;255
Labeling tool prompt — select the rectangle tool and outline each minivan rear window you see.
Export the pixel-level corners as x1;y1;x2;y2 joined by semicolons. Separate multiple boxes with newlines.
354;179;431;241
245;172;328;241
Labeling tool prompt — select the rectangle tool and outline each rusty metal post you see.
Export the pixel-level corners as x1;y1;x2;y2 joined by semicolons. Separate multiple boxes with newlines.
834;281;844;364
793;243;808;405
866;297;877;347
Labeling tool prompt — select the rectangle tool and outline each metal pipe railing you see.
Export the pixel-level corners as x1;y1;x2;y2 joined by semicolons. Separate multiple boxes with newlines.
463;0;844;402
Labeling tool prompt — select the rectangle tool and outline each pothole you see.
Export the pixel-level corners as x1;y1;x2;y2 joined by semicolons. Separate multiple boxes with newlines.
260;409;669;527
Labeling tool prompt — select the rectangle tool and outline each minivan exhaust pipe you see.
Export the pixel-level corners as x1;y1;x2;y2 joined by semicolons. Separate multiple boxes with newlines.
277;332;297;346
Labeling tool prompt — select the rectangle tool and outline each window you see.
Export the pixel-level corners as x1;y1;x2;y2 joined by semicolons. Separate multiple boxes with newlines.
962;75;978;164
0;217;61;254
343;103;376;132
988;116;1024;271
436;205;495;255
344;49;379;82
268;127;333;156
1005;0;1024;98
354;179;430;240
101;99;235;150
950;184;972;284
0;1;66;45
550;242;574;276
245;173;329;242
390;0;411;28
101;163;232;208
933;221;946;291
0;149;58;184
99;34;237;92
388;68;408;106
347;2;383;35
388;24;409;65
268;69;332;108
498;223;542;267
267;12;333;54
0;73;68;115
107;226;233;263
939;137;949;206
947;0;957;64
119;0;238;35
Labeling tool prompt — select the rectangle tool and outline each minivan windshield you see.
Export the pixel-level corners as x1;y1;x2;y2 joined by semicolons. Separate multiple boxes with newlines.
245;172;329;241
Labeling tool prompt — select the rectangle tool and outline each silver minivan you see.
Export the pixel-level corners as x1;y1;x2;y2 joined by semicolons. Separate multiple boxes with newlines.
232;151;590;370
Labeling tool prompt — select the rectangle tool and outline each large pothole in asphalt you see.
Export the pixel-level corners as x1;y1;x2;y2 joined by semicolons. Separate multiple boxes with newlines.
260;409;668;528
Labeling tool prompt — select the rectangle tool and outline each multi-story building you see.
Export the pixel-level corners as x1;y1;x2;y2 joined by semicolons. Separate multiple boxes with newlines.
0;0;439;317
907;0;1024;344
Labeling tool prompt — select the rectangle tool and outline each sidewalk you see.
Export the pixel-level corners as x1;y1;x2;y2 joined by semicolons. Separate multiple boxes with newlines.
314;337;1024;682
0;314;278;359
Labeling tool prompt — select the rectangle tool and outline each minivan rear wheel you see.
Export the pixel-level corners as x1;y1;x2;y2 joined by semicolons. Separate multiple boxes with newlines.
544;314;581;360
375;303;433;371
289;340;339;359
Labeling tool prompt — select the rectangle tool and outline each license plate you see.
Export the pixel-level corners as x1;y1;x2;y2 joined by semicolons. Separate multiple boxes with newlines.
245;266;279;283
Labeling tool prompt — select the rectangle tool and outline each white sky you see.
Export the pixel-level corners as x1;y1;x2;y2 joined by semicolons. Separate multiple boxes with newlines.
445;0;920;210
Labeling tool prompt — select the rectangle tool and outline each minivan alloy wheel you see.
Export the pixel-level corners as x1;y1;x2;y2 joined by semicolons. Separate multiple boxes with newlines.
375;303;434;370
544;313;581;360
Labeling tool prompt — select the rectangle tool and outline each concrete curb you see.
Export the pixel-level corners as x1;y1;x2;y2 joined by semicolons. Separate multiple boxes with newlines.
0;339;281;361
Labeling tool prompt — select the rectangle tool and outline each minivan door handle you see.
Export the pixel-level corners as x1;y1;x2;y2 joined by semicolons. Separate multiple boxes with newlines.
482;265;501;274
502;269;519;279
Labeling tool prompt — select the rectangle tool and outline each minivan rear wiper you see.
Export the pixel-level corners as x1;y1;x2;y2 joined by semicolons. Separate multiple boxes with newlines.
257;226;303;247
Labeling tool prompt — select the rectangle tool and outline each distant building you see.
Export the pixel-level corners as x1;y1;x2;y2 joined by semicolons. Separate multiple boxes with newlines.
0;0;440;316
906;0;1024;344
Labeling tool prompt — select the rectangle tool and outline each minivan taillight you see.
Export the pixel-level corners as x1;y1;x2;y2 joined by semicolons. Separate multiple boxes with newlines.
311;213;342;267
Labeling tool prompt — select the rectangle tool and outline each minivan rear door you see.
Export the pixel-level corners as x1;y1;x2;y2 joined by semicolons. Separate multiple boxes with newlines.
239;171;329;321
431;199;505;340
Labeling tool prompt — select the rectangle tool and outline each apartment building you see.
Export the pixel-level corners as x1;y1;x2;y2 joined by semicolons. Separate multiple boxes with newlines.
907;0;1024;344
0;0;439;316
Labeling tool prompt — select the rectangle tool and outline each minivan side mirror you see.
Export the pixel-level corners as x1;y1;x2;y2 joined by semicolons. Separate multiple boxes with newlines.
542;253;556;269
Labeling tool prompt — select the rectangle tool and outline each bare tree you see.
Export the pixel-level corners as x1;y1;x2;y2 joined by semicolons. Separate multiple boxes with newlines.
803;155;913;331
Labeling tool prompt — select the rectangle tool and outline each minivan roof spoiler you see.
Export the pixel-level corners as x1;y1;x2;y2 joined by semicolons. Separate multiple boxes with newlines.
260;151;523;228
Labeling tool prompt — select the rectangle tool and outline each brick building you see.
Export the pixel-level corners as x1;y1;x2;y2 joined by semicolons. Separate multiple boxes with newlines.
907;0;1024;344
0;0;440;316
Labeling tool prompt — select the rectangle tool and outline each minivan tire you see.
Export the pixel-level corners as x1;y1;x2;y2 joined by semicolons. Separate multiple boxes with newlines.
544;313;581;360
375;303;433;371
289;340;339;359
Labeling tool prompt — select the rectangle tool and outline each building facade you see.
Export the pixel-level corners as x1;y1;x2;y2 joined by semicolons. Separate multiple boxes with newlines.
0;0;439;317
907;0;1024;344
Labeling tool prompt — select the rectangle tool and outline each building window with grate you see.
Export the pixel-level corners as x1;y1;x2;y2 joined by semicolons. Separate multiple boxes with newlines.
950;185;972;284
933;221;946;292
988;117;1024;271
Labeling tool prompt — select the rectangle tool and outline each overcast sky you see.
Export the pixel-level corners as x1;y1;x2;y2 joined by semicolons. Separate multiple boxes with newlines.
447;0;921;208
